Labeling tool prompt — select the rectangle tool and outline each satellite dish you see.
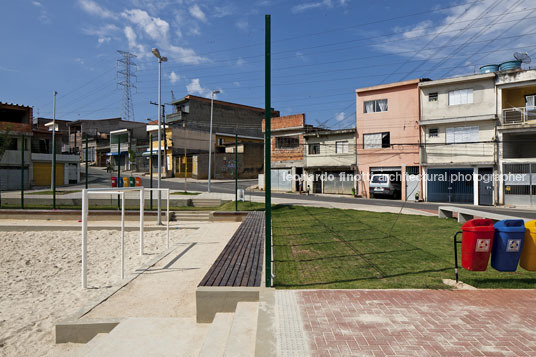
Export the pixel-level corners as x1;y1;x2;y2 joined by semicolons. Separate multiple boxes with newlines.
514;52;531;64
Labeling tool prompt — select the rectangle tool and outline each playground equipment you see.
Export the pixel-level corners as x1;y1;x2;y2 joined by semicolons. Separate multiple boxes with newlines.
81;187;170;289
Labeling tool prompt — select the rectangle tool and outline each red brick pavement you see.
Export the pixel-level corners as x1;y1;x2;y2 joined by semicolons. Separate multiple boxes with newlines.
297;290;536;356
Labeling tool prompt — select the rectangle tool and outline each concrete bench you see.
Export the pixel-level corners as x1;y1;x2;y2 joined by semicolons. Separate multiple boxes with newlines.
438;206;531;224
196;211;265;322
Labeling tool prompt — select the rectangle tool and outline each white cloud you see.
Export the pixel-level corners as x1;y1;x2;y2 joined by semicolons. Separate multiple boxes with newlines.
122;9;208;64
236;57;246;66
233;81;241;87
124;26;146;56
291;0;332;14
78;0;116;19
122;9;169;41
186;79;222;98
32;1;50;24
189;4;207;23
75;58;85;65
214;5;234;18
335;112;346;122
83;24;119;45
169;71;180;84
374;0;536;78
236;20;248;31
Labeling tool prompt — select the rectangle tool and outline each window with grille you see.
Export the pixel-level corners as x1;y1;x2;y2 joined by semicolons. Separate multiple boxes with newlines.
448;89;473;105
276;136;299;149
336;141;349;153
445;126;478;144
363;132;390;149
428;128;438;137
308;143;320;155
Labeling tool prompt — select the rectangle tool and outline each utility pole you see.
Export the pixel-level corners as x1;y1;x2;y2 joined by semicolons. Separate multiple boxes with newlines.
235;133;238;211
52;90;57;209
208;90;220;193
20;134;24;209
150;132;153;210
183;118;188;192
264;14;272;288
85;133;88;189
117;50;137;121
150;101;169;178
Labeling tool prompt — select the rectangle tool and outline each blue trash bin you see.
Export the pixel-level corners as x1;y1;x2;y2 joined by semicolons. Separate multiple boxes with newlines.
491;220;526;272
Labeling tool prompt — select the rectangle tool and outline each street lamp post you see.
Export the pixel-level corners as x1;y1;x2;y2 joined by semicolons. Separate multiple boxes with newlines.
152;48;167;225
207;90;220;193
52;91;57;209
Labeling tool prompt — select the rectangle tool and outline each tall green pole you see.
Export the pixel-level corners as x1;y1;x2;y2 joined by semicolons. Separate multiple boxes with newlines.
264;14;272;288
21;134;24;209
150;132;153;211
235;133;238;212
85;133;88;189
117;136;121;209
52;91;57;210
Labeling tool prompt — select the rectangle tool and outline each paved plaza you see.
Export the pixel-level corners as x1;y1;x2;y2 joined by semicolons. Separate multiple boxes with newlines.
277;289;536;356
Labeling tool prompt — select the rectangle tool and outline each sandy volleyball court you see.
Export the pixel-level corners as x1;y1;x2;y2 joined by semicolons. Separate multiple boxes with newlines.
0;226;189;356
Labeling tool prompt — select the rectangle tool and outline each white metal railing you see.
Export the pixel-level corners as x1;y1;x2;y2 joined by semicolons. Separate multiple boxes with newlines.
502;107;536;125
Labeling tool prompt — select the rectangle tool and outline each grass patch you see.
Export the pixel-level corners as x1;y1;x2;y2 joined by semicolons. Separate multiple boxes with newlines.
170;191;201;195
27;190;81;195
217;201;265;211
272;205;536;289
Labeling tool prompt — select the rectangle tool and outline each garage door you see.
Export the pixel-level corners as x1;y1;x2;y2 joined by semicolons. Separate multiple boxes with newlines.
323;171;353;194
33;162;64;186
271;169;292;192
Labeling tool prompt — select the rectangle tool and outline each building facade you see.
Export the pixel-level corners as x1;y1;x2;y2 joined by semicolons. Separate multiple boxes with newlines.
303;129;356;194
356;79;422;201
496;69;536;207
419;73;497;205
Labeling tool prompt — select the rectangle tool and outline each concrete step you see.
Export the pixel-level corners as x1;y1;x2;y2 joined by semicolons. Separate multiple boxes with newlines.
192;199;223;207
198;313;234;357
75;333;109;356
224;302;259;357
82;317;209;356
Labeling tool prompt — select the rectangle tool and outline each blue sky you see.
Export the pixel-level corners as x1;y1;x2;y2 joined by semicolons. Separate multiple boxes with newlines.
1;0;535;130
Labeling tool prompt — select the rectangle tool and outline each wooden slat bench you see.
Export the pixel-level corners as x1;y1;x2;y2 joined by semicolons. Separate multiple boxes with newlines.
199;211;265;287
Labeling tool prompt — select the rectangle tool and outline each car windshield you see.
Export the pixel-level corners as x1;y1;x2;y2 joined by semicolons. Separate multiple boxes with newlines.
372;175;388;183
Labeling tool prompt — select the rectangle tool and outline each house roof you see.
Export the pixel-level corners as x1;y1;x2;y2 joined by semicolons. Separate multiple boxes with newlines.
418;72;495;87
355;79;425;93
171;94;277;114
0;101;32;109
303;128;356;137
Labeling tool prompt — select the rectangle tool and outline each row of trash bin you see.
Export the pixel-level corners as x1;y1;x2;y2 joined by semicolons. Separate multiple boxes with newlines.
461;219;536;272
111;176;142;188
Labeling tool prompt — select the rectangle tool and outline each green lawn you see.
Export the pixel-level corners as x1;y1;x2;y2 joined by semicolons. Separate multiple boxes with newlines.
272;205;536;289
170;191;200;195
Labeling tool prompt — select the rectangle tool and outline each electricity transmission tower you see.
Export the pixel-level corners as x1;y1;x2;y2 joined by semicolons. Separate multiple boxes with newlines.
117;50;137;121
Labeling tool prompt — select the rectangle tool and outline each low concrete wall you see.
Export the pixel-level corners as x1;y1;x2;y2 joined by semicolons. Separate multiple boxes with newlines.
210;211;249;222
196;286;260;323
55;319;119;344
1;197;226;208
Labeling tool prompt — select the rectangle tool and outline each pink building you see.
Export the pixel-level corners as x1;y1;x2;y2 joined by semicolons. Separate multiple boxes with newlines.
355;79;424;201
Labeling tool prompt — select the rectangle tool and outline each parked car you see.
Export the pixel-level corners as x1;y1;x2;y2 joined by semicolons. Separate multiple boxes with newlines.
369;173;401;199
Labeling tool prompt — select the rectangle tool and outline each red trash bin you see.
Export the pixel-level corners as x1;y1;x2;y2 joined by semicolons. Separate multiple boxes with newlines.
135;177;142;187
461;219;495;271
111;176;117;187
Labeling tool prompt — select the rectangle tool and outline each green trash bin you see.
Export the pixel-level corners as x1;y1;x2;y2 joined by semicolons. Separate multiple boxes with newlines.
129;177;136;187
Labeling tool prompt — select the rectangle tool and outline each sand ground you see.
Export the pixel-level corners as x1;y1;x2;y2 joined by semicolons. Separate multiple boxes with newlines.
0;225;191;356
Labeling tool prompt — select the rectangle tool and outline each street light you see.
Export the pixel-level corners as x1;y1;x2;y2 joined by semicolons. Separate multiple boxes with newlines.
207;89;220;193
152;48;167;225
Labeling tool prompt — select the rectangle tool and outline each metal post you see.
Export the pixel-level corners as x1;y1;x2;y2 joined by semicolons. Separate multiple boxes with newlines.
166;189;170;249
81;189;88;288
20;134;24;209
184;119;188;192
454;231;462;283
157;58;162;225
150;133;153;210
117;136;121;209
264;14;272;288
121;193;125;280
235;133;238;211
208;94;214;193
52;90;57;209
85;133;89;189
140;188;144;255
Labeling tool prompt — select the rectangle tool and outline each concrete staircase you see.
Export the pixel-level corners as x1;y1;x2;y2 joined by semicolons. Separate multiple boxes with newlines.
173;211;211;221
75;302;259;356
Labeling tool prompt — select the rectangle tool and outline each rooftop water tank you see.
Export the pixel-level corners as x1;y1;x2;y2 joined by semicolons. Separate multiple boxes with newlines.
479;64;499;74
499;60;522;71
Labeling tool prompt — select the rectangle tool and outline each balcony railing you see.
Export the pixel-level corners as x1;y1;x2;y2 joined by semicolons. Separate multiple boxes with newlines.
502;107;536;125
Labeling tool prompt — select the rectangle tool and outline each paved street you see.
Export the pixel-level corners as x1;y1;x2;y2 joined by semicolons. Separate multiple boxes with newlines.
82;167;536;219
277;289;536;356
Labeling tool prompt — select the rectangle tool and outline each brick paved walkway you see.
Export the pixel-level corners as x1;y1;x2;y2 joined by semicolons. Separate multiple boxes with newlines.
292;289;536;356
